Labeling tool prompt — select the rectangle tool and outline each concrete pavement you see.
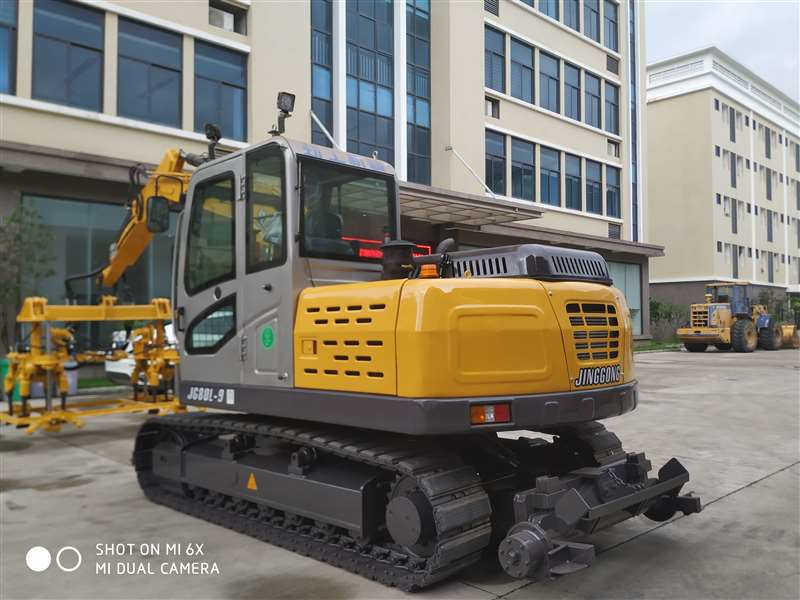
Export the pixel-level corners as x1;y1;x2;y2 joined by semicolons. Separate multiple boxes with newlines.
1;350;798;599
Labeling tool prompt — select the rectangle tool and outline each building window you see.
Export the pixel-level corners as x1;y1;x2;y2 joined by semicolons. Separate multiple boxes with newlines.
0;0;16;94
795;142;799;171
766;209;773;242
539;0;559;20
797;181;800;210
746;158;750;169
485;26;504;93
731;198;738;233
606;165;620;217
195;41;247;141
716;193;721;204
584;72;600;128
563;0;579;30
539;51;559;113
584;0;600;42
766;168;773;200
604;82;619;134
485;95;499;118
715;146;720;157
607;262;642;335
714;98;719;111
730;152;736;188
511;138;535;202
607;139;620;157
564;63;580;120
510;38;534;104
717;241;722;252
729;106;735;143
33;0;104;111
540;146;560;206
586;159;602;214
765;126;771;158
23;194;176;349
311;0;333;146
117;19;181;128
407;0;431;184
603;0;618;51
209;1;247;35
346;0;394;164
565;154;581;210
485;130;506;195
745;115;749;126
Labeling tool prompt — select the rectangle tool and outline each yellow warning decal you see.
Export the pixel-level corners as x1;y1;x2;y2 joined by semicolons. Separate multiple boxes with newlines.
247;473;258;491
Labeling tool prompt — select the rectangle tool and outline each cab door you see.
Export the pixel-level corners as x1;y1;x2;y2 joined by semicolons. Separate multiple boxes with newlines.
174;157;243;404
239;143;295;388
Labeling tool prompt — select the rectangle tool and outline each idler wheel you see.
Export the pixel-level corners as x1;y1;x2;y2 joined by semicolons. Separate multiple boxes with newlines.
385;487;436;556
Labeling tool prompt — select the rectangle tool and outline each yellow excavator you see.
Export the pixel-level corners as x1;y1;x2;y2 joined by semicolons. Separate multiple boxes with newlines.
128;94;702;590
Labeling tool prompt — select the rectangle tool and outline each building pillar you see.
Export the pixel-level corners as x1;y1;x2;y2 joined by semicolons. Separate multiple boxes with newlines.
182;36;194;132
394;0;407;179
104;13;117;116
15;0;32;98
782;128;790;286
748;109;757;281
332;0;347;150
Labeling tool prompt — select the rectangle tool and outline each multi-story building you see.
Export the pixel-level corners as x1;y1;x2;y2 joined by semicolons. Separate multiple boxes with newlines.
647;46;800;306
0;0;660;345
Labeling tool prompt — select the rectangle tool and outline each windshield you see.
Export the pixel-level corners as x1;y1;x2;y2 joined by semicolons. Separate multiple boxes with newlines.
300;158;396;261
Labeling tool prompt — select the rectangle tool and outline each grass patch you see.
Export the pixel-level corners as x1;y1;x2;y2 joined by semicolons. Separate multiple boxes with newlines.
634;340;682;353
77;377;118;389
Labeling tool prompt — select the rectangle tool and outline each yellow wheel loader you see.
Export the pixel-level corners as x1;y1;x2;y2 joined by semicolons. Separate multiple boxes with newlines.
676;283;797;353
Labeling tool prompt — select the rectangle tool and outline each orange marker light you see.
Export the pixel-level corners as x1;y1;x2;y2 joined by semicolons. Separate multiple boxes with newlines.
419;263;439;278
470;403;511;425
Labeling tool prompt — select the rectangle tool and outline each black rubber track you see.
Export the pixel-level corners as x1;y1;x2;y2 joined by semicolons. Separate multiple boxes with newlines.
133;413;493;591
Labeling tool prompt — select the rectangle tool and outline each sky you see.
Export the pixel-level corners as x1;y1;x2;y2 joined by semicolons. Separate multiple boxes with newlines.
645;0;800;103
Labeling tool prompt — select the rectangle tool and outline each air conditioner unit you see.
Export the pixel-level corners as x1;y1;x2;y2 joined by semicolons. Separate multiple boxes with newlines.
210;6;234;32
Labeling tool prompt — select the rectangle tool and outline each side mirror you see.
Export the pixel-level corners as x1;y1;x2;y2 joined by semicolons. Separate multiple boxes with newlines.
146;196;170;233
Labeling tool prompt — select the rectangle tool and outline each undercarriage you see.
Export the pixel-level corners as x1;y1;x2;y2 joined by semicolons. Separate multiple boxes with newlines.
133;413;700;591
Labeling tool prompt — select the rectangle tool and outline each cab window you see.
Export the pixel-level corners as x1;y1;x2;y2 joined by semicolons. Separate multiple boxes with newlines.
300;158;395;261
246;147;285;272
185;174;235;294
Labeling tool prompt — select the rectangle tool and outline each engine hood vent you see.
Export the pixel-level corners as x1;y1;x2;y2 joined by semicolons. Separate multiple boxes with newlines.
446;244;612;285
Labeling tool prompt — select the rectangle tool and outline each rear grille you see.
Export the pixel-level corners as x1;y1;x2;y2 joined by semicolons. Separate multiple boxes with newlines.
566;302;621;363
690;305;709;327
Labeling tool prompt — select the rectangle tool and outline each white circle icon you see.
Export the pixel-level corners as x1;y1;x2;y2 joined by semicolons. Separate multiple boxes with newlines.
56;546;82;572
26;546;52;572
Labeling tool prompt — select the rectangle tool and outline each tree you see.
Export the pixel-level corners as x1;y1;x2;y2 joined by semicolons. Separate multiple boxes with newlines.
0;205;55;354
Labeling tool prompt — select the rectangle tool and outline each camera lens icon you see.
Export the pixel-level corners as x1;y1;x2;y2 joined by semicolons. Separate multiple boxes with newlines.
26;546;82;573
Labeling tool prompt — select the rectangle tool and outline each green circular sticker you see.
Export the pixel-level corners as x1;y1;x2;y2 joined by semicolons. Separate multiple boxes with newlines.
261;326;275;349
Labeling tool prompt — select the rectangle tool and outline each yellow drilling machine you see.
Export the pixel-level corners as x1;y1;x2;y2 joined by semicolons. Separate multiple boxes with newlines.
0;128;219;433
125;94;701;590
676;283;799;352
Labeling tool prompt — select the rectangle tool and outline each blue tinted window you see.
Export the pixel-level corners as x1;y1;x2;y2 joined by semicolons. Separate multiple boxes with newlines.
540;147;560;206
118;18;181;127
603;0;618;52
510;38;533;104
539;0;559;20
33;0;103;110
606;166;620;217
565;154;581;210
486;130;505;196
312;0;333;145
0;0;16;94
586;159;602;214
512;138;535;202
604;81;619;134
539;52;559;113
564;0;579;31
585;73;601;128
584;0;600;42
565;63;580;120
195;41;246;141
347;0;394;165
484;26;504;92
407;0;431;183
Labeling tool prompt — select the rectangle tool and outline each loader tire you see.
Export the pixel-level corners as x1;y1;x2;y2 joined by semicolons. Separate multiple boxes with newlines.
731;320;757;353
684;343;707;352
758;323;782;350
